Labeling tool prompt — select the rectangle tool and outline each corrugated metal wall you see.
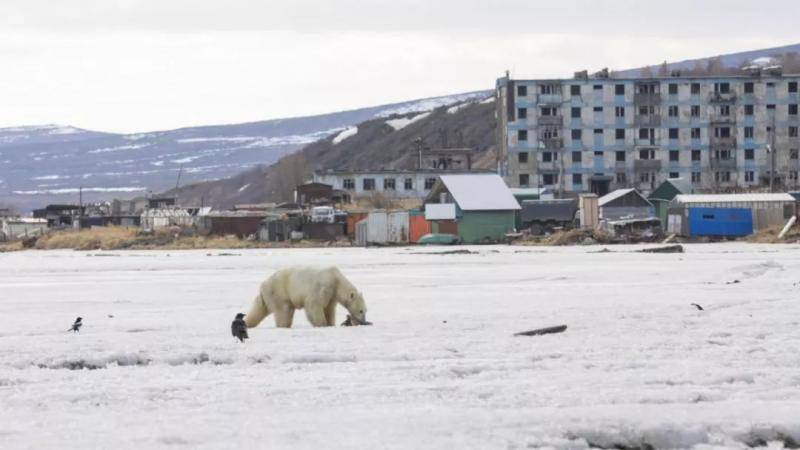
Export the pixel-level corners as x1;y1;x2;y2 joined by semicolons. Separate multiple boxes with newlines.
457;211;515;243
688;207;753;237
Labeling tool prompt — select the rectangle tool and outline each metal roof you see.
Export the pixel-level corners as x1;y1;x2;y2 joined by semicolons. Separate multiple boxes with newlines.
437;174;520;211
673;193;796;204
598;188;637;206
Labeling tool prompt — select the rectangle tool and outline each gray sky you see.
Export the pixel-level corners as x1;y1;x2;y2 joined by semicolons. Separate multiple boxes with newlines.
0;0;797;133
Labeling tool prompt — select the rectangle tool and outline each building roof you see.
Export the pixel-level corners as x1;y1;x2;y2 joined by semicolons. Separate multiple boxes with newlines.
598;188;637;206
649;178;693;201
315;169;493;176
673;193;796;204
437;174;520;211
509;187;552;197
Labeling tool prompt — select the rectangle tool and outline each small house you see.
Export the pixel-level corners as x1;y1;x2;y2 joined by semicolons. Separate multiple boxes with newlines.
648;178;692;225
0;218;48;241
424;174;520;243
598;189;654;220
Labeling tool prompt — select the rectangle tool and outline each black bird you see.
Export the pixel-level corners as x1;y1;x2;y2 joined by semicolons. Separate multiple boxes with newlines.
231;313;248;343
68;317;83;332
691;303;704;311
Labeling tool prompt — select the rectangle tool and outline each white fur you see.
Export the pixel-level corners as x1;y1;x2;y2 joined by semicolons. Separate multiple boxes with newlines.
244;266;367;328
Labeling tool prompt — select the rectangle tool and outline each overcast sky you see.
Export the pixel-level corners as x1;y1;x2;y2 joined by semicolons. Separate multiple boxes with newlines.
0;0;798;133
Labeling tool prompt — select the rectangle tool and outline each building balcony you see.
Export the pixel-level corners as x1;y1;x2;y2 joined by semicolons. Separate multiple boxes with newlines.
710;136;737;149
633;93;661;104
537;94;563;105
634;138;660;147
538;138;564;149
710;158;737;169
634;115;661;126
709;115;736;125
708;92;737;103
634;159;662;171
537;115;563;126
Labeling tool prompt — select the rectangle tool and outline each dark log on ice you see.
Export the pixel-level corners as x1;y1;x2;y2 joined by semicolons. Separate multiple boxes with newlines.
639;244;684;254
514;325;567;337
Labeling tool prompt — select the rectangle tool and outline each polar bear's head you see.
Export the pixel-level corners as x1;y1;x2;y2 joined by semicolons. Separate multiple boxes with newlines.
345;290;368;324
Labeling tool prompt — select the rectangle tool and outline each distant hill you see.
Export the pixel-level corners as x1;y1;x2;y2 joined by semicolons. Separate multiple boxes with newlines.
164;96;497;209
0;91;489;211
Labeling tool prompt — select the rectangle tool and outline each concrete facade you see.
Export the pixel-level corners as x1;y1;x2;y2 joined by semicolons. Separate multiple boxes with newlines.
496;72;800;196
313;170;491;199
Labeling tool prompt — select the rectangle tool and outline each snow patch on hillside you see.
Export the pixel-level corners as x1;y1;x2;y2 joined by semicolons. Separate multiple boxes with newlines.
238;184;250;193
13;186;147;195
332;126;358;144
386;112;430;130
87;144;150;154
376;91;490;118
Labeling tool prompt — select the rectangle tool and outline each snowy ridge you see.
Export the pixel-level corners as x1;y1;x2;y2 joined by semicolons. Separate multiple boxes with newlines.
332;126;358;144
385;112;430;130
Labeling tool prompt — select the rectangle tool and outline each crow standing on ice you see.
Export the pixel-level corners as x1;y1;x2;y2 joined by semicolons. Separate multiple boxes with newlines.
68;317;83;332
231;313;248;343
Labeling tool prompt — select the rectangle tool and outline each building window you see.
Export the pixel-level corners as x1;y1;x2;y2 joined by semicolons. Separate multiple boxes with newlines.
593;106;603;112
542;174;558;185
669;128;679;139
744;127;754;139
715;171;731;182
719;105;731;116
616;172;626;184
571;107;581;118
691;128;701;139
715;127;731;138
669;172;680;178
691;171;702;184
573;173;583;185
691;105;700;117
343;178;355;190
571;129;582;140
518;152;528;163
745;104;754;116
669;150;680;162
384;178;396;190
639;149;656;160
791;149;799;160
572;151;582;163
517;108;527;119
745;149;754;160
404;178;413;190
424;178;436;190
519;174;530;186
540;84;558;94
668;83;678;95
615;106;625;117
615;84;625;95
616;151;626;162
791;127;799;138
363;178;375;191
691;150;701;161
542;152;554;162
668;106;678;117
540;106;558;116
790;104;799;116
790;82;798;93
518;129;528;141
570;85;581;96
745;171;754;182
593;84;602;91
615;129;625;140
639;172;651;183
691;83;700;94
594;128;603;135
744;82;754;94
517;85;527;96
714;82;730;93
791;171;799;181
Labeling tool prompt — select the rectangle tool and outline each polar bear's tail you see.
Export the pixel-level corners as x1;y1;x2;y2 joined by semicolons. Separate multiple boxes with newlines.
244;291;270;328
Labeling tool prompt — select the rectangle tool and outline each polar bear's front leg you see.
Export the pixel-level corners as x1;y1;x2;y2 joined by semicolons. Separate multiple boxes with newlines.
324;301;337;326
272;303;295;328
305;305;329;327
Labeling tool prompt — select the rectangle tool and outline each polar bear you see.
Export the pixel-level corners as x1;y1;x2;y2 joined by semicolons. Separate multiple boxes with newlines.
244;266;368;328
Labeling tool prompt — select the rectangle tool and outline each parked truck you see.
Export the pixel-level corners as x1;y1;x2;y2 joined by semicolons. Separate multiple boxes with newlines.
519;199;579;235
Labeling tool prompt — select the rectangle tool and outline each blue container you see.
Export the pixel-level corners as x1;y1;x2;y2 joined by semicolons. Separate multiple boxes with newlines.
688;207;753;237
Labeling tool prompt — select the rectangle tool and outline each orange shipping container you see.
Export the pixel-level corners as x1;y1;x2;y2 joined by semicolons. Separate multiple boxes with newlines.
409;214;431;243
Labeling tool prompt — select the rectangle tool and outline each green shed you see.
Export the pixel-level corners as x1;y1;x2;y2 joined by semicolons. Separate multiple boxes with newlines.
648;178;692;225
424;174;521;243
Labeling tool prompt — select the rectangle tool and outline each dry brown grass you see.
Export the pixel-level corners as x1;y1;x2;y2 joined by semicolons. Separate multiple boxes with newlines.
0;241;23;252
746;224;800;244
35;227;139;250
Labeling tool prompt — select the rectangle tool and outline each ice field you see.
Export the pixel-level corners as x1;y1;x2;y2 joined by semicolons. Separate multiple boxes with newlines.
1;244;800;449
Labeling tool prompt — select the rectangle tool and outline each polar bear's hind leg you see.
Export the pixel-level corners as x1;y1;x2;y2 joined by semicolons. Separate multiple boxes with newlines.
244;292;270;328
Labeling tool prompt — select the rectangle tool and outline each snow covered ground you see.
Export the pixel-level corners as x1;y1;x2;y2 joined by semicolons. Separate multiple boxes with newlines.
1;244;799;449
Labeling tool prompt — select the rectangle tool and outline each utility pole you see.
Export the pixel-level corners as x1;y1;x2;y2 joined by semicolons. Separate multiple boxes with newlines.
769;113;776;193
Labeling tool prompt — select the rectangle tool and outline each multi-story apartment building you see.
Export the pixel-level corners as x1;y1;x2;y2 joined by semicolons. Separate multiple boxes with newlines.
496;71;800;196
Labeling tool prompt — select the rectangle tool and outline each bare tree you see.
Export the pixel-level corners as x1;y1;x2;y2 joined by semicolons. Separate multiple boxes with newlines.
269;153;311;202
